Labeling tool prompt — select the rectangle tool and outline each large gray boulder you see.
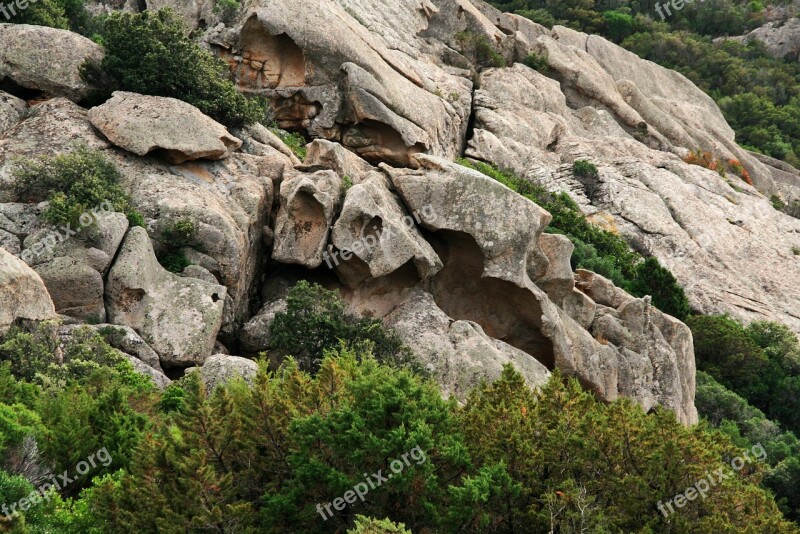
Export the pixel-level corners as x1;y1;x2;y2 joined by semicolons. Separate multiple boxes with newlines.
88;92;243;163
385;289;551;400
0;24;103;102
105;227;227;368
195;354;258;391
0;246;56;335
330;172;442;281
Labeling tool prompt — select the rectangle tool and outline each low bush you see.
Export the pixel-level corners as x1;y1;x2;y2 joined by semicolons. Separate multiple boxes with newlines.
270;128;308;160
269;281;414;371
88;9;266;127
12;145;131;230
454;31;506;69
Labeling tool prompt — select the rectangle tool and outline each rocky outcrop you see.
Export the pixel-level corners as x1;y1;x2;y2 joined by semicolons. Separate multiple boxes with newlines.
105;227;227;368
385;288;551;400
467;62;800;337
724;18;800;61
193;354;258;391
0;24;103;102
201;0;471;166
0;91;25;136
0;247;56;335
272;170;343;268
88;92;243;163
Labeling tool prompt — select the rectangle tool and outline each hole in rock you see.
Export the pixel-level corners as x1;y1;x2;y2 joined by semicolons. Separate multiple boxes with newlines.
425;229;555;369
236;17;307;90
290;191;329;260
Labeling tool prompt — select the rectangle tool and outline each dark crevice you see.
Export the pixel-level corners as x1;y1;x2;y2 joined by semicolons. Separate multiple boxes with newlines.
0;78;44;101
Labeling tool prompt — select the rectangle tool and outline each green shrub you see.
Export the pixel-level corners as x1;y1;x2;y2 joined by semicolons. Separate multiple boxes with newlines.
0;323;59;382
347;516;412;533
162;218;196;249
523;52;549;73
127;210;146;228
573;159;599;179
158;251;191;273
270;128;308;160
454;31;506;69
89;9;266;127
269;281;414;371
12;145;130;230
2;0;95;35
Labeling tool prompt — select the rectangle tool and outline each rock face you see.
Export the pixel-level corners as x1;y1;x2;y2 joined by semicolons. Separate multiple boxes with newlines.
466;59;800;337
88;92;243;164
0;24;103;102
2;0;752;425
385;289;551;400
272;170;343;268
201;0;472;166
105;227;227;368
195;354;258;391
0;247;57;335
725;18;800;61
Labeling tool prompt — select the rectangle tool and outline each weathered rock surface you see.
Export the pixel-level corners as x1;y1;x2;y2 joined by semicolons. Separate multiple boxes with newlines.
201;0;471;166
725;18;800;61
195;354;258;391
88;92;243;163
272;170;342;268
0;24;103;102
0;246;56;335
240;297;287;355
385;288;551;400
467;62;800;338
0;91;25;136
105;227;227;367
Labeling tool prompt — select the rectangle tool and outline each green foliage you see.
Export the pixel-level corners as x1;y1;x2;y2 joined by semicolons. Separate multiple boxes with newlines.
347;516;412;533
82;349;797;533
523;51;550;73
689;315;800;441
12;146;130;230
454;31;507;69
0;324;59;383
602;10;634;43
270;128;308;160
157;251;191;273
90;9;266;127
269;281;414;371
458;159;691;319
2;0;95;36
572;159;599;179
126;210;146;228
161;218;196;249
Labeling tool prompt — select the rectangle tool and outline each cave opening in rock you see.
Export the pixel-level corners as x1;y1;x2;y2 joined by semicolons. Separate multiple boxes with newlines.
238;17;307;90
424;229;556;369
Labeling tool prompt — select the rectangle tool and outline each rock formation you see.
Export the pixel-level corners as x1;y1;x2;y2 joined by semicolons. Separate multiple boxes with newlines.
17;0;800;425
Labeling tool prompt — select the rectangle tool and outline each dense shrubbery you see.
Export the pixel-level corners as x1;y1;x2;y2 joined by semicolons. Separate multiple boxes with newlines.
86;9;266;127
269;281;415;371
696;371;800;522
0;296;796;531
12;145;132;231
689;315;800;438
458;159;691;319
3;0;95;36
